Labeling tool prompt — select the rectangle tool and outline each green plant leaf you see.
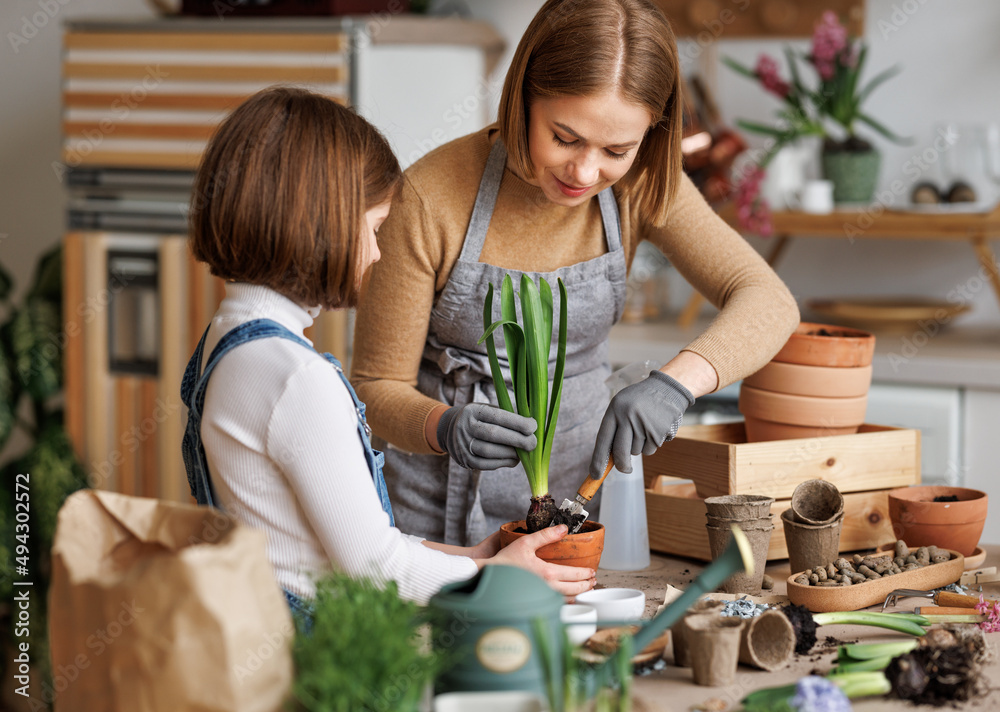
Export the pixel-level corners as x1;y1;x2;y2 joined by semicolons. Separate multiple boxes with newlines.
499;275;524;408
736;119;790;138
481;283;516;416
0;262;13;302
540;278;553;371
722;55;758;80
857;112;912;144
0;337;16;452
28;244;63;303
520;275;549;482
18;424;88;553
856;64;902;108
541;279;567;470
6;298;62;401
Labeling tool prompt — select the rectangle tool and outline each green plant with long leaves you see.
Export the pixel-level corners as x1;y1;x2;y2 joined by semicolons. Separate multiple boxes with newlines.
478;274;567;532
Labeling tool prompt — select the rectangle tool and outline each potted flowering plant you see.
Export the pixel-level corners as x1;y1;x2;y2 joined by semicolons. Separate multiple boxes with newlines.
726;11;908;228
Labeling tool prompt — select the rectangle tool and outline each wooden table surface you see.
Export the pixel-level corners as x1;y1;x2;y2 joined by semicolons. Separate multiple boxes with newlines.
597;544;1000;710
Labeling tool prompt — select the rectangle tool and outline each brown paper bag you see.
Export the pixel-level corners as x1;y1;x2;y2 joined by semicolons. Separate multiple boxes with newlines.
48;490;293;712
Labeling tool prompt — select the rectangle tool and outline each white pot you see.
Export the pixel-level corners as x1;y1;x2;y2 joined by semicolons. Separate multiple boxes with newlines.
433;690;549;712
761;141;816;209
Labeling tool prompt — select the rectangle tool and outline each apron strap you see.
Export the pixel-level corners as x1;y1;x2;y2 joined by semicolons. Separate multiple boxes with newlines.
459;137;624;262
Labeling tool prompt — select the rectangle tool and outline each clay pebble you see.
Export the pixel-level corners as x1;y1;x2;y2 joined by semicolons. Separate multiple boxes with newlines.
794;540;952;587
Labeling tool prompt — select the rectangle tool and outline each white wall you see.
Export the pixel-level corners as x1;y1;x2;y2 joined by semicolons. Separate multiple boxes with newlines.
1;0;155;298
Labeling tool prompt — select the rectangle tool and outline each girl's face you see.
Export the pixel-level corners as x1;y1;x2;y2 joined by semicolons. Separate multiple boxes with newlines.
524;92;653;207
358;200;391;284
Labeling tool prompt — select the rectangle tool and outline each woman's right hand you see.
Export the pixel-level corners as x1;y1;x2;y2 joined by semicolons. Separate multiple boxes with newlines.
476;524;596;598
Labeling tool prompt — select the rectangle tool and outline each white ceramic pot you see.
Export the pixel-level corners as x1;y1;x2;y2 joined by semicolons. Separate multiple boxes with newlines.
575;588;645;625
560;603;598;646
433;690;549;712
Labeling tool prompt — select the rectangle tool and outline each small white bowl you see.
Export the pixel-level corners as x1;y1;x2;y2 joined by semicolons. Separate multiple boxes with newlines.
560;604;598;645
575;588;645;624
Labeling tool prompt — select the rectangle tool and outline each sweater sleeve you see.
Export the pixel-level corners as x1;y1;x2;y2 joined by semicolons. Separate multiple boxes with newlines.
267;359;477;604
351;174;452;454
642;173;800;389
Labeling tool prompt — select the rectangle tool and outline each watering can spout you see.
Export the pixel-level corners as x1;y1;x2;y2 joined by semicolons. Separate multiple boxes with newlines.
599;525;753;676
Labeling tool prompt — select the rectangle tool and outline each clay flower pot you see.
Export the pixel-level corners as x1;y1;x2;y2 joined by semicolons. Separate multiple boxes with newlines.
887;485;988;557
742;361;873;398
772;322;876;368
739;385;867;441
499;520;605;570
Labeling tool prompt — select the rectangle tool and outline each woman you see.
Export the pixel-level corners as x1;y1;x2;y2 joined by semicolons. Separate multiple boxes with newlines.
181;87;595;612
351;0;799;546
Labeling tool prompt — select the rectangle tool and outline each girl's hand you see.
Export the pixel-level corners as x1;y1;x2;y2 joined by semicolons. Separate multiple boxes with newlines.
469;531;501;559
476;525;596;598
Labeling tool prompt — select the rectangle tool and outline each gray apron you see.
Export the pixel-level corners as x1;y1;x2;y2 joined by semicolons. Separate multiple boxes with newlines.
379;138;628;546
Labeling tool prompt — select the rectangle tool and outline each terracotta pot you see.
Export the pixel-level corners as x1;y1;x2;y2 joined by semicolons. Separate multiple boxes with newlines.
499;520;605;570
887;486;988;557
742;361;873;398
739;384;867;432
772;322;875;368
743;415;858;441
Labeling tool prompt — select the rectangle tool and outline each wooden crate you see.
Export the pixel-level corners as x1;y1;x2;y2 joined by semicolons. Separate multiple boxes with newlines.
643;422;920;500
645;477;896;562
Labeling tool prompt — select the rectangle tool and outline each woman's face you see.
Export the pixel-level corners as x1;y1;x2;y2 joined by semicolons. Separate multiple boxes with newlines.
525;92;653;207
358;200;391;284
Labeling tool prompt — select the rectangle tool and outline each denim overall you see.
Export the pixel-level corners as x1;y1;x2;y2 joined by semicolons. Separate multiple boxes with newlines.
181;318;395;624
379;138;628;545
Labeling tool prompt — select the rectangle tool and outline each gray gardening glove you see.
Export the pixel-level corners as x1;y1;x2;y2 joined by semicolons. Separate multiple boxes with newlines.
589;370;695;477
437;403;538;471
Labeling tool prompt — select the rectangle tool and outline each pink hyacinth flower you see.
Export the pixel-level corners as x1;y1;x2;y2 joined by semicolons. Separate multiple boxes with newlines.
755;54;791;98
734;166;774;237
812;11;848;81
976;595;1000;633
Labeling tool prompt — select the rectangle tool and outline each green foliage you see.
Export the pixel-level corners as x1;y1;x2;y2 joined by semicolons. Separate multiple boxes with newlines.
289;572;447;712
0;244;87;709
478;274;567;498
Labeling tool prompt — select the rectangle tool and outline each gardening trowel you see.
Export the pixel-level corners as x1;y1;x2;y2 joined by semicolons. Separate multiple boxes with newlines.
559;456;616;534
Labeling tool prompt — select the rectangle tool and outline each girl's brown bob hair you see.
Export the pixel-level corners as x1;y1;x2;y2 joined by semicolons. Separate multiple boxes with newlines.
498;0;682;226
189;86;402;310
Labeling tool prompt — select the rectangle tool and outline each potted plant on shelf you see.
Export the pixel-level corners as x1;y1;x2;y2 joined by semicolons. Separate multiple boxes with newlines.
725;11;908;229
477;274;604;568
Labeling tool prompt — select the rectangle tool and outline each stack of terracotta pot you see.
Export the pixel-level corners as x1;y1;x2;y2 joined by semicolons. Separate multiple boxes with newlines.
739;322;875;442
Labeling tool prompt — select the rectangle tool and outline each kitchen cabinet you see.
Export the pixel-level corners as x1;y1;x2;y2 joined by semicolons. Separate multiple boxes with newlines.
61;15;503;501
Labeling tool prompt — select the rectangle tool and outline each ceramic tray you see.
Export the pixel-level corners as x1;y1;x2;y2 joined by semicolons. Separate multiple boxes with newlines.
786;550;965;612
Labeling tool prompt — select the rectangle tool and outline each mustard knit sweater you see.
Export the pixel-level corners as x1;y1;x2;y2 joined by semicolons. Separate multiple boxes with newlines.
351;127;799;454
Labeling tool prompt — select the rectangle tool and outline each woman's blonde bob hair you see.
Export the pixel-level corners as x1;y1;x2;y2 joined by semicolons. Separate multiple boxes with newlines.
498;0;682;226
189;86;402;310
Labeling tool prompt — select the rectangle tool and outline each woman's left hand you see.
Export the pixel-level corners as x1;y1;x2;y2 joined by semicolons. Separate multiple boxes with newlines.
589;370;695;477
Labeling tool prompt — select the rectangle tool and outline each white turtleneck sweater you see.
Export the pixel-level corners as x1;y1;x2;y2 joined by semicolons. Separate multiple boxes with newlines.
199;282;478;604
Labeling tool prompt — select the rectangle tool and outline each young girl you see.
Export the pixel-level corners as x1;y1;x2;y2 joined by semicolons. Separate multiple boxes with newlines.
181;87;595;611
